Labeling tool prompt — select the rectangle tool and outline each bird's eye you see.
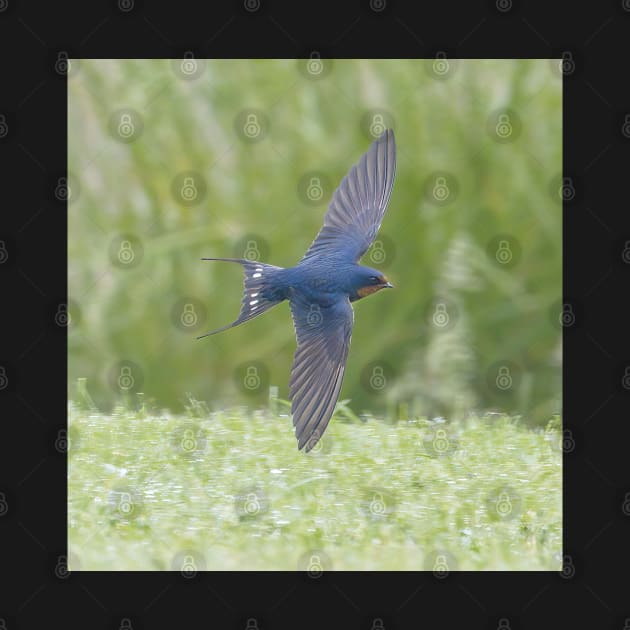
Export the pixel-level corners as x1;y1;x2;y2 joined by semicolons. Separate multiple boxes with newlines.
370;275;379;284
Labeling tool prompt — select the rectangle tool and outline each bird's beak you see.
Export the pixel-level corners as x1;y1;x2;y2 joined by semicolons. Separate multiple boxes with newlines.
383;281;394;289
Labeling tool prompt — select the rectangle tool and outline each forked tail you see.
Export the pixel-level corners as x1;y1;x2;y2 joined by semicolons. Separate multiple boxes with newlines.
197;258;286;339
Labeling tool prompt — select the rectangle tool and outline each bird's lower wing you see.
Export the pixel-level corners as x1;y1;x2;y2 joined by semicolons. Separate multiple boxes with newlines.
289;296;354;451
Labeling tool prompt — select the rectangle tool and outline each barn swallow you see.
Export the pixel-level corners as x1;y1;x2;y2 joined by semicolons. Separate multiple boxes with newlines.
199;129;396;451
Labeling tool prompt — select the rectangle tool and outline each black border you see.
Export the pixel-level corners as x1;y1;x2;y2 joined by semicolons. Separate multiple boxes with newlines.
2;0;629;627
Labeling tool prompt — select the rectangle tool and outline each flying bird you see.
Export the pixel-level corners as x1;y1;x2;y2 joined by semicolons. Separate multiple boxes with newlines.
199;129;396;451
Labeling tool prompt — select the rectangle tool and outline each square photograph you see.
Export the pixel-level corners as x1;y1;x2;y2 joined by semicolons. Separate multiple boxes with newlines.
68;58;562;571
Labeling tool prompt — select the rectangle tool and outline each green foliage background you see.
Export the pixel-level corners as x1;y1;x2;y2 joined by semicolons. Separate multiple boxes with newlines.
69;59;561;423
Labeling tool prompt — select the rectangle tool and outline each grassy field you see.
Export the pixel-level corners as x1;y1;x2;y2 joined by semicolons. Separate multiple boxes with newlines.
68;390;562;571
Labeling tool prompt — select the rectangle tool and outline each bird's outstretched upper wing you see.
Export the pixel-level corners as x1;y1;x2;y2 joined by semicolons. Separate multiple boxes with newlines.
289;295;354;452
300;129;396;264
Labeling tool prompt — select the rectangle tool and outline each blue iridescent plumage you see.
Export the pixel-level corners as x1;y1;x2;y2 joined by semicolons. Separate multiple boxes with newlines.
199;129;396;451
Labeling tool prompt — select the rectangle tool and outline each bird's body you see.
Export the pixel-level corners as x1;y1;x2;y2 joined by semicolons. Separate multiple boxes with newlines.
199;129;397;451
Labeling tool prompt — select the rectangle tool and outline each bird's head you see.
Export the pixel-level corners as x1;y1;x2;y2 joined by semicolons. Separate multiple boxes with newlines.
353;266;394;299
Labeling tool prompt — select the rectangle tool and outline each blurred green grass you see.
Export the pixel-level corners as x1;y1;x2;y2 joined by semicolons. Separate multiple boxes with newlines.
68;395;562;571
68;59;561;423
